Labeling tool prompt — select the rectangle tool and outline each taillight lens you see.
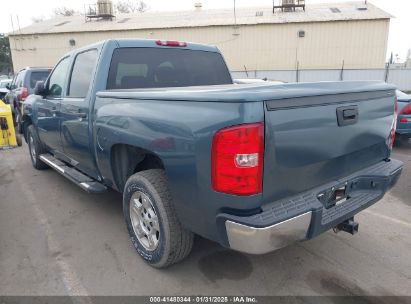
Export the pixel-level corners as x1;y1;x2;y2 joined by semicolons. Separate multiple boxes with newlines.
389;97;398;149
21;87;29;101
400;103;411;115
400;118;409;123
212;122;264;196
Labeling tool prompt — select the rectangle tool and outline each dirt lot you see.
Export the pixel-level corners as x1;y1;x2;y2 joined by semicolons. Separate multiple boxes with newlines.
0;141;410;296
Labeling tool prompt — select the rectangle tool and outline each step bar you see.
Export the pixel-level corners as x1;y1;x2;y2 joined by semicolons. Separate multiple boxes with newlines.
39;154;107;194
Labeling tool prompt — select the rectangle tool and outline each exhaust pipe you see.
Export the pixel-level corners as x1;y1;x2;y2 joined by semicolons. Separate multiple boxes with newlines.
334;218;359;235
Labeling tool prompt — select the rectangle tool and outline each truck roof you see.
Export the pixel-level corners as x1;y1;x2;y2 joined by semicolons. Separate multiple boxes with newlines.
64;39;220;58
115;39;220;52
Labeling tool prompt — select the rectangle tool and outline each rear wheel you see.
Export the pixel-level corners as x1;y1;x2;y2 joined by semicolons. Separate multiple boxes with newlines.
27;125;48;170
15;111;22;133
123;169;194;268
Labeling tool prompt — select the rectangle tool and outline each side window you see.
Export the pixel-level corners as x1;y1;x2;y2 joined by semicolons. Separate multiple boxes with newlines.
47;57;70;98
11;75;17;87
15;72;24;88
68;49;98;98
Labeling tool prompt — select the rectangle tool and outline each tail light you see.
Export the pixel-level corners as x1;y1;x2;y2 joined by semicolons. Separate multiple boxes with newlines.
399;103;411;115
20;87;29;101
212;122;264;196
389;97;398;149
155;40;187;47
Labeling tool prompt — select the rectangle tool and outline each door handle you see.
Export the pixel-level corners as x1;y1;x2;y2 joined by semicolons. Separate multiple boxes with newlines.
76;112;87;118
336;106;358;126
51;109;59;117
342;109;357;120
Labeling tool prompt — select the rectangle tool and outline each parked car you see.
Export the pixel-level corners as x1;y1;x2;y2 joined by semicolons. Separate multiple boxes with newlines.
21;39;402;268
395;90;411;140
0;78;12;100
5;67;51;126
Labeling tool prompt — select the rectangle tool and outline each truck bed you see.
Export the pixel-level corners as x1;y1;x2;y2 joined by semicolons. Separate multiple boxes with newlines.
97;81;394;103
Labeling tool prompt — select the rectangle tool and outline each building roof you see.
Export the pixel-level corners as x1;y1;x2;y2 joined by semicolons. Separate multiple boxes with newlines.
10;1;392;36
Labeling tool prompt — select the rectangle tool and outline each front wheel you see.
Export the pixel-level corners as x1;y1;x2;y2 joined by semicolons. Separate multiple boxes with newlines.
27;125;48;170
123;169;194;268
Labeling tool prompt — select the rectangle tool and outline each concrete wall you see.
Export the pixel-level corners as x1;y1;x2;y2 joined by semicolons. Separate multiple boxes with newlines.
9;18;389;73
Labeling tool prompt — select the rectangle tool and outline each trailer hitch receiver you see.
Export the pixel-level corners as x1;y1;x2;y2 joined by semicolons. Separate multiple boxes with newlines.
334;218;359;235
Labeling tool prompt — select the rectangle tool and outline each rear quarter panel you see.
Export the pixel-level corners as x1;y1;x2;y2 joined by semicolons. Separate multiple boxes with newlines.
93;97;264;241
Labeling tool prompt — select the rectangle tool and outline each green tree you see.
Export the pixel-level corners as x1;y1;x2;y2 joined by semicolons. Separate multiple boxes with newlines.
0;35;13;75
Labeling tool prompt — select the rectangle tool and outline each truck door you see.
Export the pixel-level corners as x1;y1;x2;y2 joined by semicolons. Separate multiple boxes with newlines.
37;57;70;152
60;49;98;178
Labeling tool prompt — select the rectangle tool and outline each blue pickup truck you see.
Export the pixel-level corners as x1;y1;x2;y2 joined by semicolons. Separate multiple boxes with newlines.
22;39;403;268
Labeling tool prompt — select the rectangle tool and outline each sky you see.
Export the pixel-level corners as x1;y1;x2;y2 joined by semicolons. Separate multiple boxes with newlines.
1;0;410;61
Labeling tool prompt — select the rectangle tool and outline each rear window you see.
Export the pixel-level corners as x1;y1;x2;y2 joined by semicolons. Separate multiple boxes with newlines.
30;71;50;89
107;47;232;89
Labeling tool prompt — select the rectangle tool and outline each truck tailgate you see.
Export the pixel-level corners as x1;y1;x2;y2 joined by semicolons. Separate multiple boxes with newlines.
263;88;396;203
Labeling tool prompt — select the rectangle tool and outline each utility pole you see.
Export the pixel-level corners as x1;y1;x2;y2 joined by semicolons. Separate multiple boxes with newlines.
234;0;237;25
9;14;17;51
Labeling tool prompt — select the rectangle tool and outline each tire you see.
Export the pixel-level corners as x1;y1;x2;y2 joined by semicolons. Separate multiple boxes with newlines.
27;125;49;170
123;169;194;268
16;112;22;134
394;134;408;146
16;134;22;147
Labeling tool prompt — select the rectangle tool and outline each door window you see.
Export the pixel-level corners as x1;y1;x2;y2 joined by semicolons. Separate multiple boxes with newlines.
14;72;24;88
68;49;98;98
47;57;70;98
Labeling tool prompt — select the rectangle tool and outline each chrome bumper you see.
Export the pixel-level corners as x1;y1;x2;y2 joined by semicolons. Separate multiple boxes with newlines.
225;212;312;254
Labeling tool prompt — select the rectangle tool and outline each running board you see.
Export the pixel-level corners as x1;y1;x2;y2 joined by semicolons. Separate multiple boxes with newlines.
39;154;107;194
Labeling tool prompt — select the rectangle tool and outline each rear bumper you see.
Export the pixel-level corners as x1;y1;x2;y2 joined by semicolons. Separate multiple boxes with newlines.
219;159;403;254
396;129;411;137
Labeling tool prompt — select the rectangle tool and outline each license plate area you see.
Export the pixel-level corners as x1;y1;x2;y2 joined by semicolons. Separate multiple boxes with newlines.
317;184;349;209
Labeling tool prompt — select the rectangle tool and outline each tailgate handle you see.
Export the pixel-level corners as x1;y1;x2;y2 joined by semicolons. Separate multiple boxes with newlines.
337;106;358;126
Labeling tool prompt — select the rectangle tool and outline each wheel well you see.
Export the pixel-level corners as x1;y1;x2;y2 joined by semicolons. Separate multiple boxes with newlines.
111;144;165;191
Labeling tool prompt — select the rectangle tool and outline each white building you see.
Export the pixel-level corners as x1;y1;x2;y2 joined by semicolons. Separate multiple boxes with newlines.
8;1;391;73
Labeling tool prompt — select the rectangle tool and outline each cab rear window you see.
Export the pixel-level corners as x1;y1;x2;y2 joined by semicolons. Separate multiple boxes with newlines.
107;47;232;89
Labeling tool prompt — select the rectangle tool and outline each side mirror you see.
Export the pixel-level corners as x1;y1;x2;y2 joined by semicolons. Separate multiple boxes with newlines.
34;81;46;96
5;84;11;90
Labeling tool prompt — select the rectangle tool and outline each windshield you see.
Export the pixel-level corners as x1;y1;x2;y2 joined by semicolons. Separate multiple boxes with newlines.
107;47;233;89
